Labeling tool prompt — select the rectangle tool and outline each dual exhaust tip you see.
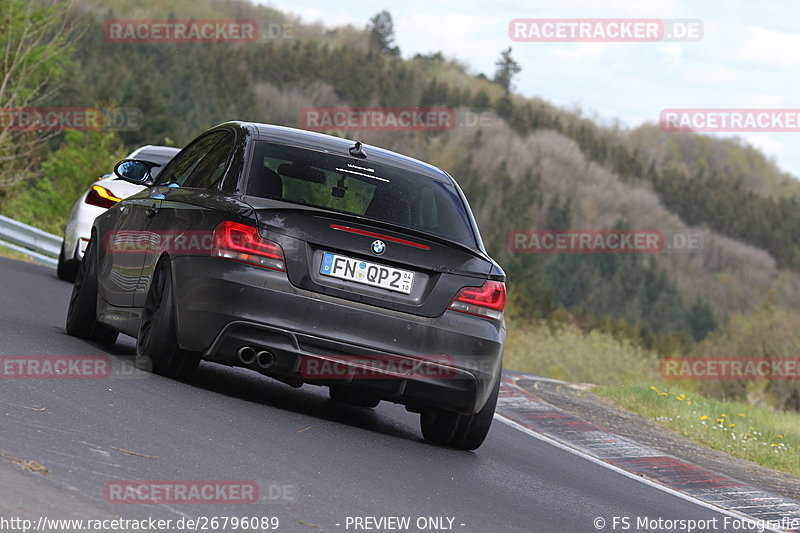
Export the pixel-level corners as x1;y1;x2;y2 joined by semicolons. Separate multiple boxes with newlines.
236;346;275;369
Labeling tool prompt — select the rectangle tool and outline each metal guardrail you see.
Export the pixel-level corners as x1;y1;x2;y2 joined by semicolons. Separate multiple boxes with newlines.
0;215;62;267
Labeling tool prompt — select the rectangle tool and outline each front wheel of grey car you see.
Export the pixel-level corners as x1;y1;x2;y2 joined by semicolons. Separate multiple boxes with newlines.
136;259;201;379
65;236;118;346
420;373;500;450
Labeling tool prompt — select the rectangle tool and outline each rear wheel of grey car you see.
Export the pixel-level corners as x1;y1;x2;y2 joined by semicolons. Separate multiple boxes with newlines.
57;242;78;282
65;236;119;346
329;386;380;408
136;259;201;379
420;373;500;450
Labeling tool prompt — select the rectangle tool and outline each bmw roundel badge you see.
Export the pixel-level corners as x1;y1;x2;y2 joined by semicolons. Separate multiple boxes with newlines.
371;240;386;255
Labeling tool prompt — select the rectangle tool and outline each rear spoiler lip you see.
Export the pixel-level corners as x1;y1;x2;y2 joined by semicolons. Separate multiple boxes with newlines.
245;198;496;263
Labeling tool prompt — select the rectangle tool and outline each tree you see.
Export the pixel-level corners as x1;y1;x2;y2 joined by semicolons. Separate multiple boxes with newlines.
367;10;400;56
0;0;80;189
687;299;717;341
2;130;125;234
493;47;521;92
471;90;490;110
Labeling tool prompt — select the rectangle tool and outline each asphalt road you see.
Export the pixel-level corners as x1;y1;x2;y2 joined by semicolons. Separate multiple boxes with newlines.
0;256;756;533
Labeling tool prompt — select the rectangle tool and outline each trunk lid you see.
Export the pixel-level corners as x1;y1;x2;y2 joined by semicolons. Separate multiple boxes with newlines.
250;202;492;318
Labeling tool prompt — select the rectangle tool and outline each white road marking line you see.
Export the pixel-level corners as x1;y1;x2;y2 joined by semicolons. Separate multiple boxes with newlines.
494;413;785;533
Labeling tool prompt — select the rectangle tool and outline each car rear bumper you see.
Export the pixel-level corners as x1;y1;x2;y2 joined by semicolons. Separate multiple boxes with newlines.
170;256;505;414
64;198;105;261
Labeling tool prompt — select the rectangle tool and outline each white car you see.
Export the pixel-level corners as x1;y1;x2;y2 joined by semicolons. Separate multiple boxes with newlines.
58;145;181;281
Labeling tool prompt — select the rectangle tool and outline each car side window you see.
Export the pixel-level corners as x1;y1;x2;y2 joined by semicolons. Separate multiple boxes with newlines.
182;132;234;189
155;132;228;188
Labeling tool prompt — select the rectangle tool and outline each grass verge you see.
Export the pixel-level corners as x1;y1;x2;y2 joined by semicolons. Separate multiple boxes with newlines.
504;317;661;385
504;318;800;477
594;384;800;477
0;244;36;263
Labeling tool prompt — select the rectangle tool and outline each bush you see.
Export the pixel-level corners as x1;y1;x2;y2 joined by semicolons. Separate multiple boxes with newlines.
504;317;660;385
0;131;126;235
691;305;800;411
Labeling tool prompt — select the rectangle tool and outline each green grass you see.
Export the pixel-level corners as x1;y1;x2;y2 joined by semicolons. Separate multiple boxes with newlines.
504;319;800;476
595;384;800;476
504;317;661;385
0;244;36;263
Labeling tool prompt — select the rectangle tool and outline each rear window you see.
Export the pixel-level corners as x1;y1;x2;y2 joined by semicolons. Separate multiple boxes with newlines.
247;142;476;247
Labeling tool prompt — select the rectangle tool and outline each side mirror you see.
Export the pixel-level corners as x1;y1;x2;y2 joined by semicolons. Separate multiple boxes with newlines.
114;159;157;186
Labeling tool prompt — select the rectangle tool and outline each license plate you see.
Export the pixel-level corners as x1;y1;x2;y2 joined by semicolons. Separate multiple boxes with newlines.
320;252;414;294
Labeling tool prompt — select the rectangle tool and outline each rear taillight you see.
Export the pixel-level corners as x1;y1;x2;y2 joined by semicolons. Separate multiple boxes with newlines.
448;280;506;320
85;185;122;209
212;221;286;271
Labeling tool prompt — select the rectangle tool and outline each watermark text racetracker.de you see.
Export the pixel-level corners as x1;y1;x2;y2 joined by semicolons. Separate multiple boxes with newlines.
0;107;142;131
509;18;703;42
301;107;457;132
661;108;800;132
300;355;462;380
104;479;297;505
0;355;150;379
508;229;702;254
509;229;661;253
104;19;294;43
0;515;281;532
104;480;263;504
662;357;800;380
105;230;216;256
0;356;111;379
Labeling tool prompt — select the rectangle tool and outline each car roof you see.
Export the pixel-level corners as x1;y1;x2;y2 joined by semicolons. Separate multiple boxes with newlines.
223;122;453;183
128;145;182;159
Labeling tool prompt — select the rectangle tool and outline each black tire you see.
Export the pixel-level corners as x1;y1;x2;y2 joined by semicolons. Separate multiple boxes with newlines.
136;259;201;379
57;242;78;282
420;373;501;450
329;386;380;408
65;236;119;346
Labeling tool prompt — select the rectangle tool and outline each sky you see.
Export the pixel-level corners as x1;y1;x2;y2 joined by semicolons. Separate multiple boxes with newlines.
262;0;800;179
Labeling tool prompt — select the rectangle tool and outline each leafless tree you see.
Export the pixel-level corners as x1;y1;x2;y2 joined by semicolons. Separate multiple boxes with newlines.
0;0;81;189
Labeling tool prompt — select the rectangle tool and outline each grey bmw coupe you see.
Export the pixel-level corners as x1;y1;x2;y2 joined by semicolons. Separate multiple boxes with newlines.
66;121;506;449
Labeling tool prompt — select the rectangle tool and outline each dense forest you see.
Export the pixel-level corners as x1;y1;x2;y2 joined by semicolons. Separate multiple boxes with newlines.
3;0;800;377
